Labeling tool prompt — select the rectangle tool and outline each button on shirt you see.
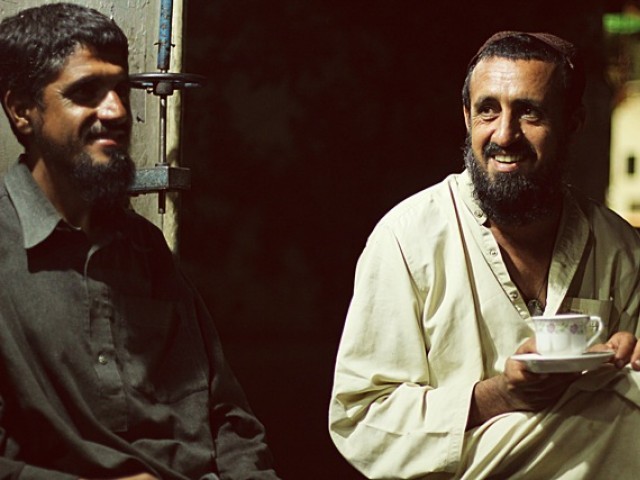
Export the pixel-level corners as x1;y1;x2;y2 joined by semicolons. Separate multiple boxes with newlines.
0;161;279;480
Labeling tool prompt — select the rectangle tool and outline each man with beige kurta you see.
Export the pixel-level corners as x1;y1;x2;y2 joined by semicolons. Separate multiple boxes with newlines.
329;31;640;479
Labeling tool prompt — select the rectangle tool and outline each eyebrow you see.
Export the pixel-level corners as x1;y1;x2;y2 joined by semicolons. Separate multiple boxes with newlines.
472;95;546;112
61;72;128;95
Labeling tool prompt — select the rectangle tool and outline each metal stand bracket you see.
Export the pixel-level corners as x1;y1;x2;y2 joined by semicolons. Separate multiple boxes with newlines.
127;72;206;212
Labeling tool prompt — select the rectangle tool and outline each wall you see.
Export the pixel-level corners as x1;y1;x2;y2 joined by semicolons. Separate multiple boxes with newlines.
609;81;640;224
605;9;640;226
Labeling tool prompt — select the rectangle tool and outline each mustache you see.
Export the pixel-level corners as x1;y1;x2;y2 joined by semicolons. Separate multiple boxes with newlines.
85;123;130;140
483;140;535;158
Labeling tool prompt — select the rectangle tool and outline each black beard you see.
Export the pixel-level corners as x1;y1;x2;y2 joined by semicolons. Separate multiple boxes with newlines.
463;135;565;226
70;147;135;211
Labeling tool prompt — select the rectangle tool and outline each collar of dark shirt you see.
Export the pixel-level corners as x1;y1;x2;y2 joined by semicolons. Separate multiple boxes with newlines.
4;158;130;250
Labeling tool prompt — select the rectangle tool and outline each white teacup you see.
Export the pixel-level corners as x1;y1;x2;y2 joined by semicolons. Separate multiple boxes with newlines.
532;314;604;357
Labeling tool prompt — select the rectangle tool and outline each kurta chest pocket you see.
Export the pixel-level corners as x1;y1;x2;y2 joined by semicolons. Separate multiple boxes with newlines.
118;295;209;403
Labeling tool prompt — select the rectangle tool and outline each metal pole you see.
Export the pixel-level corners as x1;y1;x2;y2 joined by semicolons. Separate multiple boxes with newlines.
128;0;204;220
157;0;173;72
156;0;173;213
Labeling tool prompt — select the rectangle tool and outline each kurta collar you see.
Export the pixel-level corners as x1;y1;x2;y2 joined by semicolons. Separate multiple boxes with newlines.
546;191;589;314
455;168;590;315
4;158;63;249
458;169;488;225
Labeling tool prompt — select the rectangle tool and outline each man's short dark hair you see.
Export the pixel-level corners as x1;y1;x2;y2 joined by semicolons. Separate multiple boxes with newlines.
462;32;586;117
0;2;128;104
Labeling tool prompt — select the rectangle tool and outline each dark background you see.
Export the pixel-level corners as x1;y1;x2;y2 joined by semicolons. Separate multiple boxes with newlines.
179;1;621;478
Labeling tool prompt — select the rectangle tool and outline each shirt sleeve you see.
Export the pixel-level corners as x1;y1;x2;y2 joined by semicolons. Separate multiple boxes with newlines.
185;277;281;480
0;404;76;480
329;224;475;479
0;462;77;480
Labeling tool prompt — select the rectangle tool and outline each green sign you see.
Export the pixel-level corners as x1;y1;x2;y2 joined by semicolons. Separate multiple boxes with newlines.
604;13;640;34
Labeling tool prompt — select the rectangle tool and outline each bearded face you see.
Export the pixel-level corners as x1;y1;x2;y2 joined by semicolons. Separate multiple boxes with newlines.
69;147;135;211
464;133;566;226
463;57;575;226
23;45;134;212
34;116;135;211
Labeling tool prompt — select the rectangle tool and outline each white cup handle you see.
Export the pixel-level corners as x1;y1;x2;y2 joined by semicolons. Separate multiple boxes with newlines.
586;315;603;349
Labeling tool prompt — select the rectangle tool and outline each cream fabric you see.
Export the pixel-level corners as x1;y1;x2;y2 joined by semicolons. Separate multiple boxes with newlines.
329;170;640;479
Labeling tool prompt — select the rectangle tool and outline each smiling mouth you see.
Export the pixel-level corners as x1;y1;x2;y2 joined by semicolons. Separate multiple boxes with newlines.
493;155;522;164
87;131;128;146
93;135;120;142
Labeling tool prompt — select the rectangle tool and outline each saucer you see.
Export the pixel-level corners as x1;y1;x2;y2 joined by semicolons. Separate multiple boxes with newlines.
510;351;614;373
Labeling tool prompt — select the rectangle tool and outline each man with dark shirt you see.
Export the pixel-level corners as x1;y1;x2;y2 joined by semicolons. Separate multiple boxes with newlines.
0;3;279;479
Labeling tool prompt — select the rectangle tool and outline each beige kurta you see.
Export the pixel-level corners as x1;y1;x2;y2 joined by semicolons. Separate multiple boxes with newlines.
329;170;640;479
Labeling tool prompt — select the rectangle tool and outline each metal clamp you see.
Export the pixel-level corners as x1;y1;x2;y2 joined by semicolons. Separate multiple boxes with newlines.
125;0;207;214
129;164;191;194
127;73;206;212
129;72;207;96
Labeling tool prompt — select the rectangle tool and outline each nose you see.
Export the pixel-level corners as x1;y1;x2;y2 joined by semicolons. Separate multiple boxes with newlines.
97;90;129;123
492;111;522;147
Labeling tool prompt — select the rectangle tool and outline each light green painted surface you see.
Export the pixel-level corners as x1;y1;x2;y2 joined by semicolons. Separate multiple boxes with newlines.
604;13;640;35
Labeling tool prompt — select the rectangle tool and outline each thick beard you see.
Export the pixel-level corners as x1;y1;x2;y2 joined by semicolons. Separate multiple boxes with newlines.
70;147;135;212
463;135;565;226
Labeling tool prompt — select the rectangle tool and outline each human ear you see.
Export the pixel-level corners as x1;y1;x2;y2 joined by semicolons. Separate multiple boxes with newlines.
3;90;37;136
463;105;471;131
566;105;586;137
